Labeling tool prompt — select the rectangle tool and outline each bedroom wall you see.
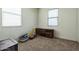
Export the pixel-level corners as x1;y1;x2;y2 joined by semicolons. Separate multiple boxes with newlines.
77;9;79;42
0;8;38;40
38;8;77;41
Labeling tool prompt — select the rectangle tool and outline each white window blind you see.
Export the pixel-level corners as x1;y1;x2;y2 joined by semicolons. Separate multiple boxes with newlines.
48;9;58;26
2;8;21;26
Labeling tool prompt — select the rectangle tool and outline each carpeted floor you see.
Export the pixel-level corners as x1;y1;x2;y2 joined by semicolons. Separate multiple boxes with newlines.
18;36;79;51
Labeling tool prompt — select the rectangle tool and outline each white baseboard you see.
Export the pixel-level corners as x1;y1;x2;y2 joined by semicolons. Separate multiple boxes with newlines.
54;37;78;42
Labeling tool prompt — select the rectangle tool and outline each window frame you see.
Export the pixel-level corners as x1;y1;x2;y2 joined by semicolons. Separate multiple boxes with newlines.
48;8;59;27
2;8;22;27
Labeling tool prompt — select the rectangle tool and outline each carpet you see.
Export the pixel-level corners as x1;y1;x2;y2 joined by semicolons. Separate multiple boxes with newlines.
18;36;79;51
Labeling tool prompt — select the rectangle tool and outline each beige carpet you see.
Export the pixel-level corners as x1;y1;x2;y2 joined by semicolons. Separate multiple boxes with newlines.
18;36;79;51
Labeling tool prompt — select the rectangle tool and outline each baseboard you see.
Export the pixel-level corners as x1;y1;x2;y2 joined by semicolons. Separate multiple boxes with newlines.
54;37;78;43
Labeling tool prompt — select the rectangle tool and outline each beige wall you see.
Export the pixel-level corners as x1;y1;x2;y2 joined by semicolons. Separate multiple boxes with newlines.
0;8;38;40
78;9;79;42
38;8;77;41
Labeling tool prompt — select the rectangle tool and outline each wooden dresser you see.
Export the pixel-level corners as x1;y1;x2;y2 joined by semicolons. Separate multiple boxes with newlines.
36;28;54;38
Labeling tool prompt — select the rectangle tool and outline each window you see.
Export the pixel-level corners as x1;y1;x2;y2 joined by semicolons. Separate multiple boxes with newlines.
48;8;58;26
2;8;21;26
